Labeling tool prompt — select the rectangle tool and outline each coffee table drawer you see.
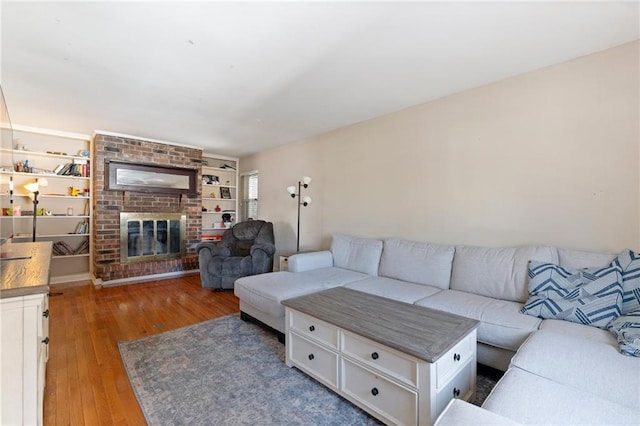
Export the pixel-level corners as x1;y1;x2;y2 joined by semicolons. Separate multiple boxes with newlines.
342;331;418;387
436;361;473;417
289;333;338;389
436;331;474;387
341;358;418;426
289;310;338;349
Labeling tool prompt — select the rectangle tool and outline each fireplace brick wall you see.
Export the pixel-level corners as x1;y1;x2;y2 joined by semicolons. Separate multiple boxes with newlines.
93;133;202;282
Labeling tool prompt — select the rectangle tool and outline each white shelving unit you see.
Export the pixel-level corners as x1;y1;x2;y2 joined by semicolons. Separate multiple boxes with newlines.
1;125;92;283
201;154;238;242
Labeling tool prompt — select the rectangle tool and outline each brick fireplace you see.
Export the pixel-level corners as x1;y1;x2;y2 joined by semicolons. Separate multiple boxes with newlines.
93;133;202;283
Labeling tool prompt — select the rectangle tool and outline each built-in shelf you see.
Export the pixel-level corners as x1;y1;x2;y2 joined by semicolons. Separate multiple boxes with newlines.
2;125;93;282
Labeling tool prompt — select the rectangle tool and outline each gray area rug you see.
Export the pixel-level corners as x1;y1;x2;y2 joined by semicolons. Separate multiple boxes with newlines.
119;314;499;425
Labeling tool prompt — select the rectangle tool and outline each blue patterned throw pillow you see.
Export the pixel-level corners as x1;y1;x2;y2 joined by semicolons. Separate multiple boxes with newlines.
607;310;640;357
520;261;623;328
609;249;640;314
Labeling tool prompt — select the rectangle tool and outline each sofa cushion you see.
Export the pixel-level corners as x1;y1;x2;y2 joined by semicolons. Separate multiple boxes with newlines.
331;234;383;276
234;268;368;318
610;249;640;314
379;238;454;289
510;327;640;409
414;290;541;351
450;245;558;303
520;261;623;328
435;399;519;426
344;276;442;304
558;247;616;270
540;318;617;344
482;367;640;425
607;310;640;357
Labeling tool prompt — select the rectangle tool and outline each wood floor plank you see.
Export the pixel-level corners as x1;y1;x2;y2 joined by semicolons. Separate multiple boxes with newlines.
44;277;240;425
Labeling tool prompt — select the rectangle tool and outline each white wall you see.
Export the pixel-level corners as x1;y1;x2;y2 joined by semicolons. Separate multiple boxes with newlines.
241;41;640;255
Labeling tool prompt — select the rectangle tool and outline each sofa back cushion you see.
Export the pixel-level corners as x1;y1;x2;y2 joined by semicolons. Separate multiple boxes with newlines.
379;238;454;289
558;248;616;270
450;245;558;303
331;234;383;276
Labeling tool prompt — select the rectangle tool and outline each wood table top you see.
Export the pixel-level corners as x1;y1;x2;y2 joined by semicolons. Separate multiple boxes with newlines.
1;241;52;298
282;286;478;363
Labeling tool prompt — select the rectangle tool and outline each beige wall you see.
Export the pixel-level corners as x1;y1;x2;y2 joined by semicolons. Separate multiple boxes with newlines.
241;41;640;256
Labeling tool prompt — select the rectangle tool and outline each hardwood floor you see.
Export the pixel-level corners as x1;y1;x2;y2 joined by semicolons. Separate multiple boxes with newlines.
43;275;239;425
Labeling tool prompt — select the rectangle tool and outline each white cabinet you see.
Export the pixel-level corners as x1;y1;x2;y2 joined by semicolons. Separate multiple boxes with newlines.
0;292;49;425
201;155;238;242
1;125;92;283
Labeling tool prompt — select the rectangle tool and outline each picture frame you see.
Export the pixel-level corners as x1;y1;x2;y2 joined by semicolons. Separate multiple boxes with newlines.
220;186;231;199
202;174;219;185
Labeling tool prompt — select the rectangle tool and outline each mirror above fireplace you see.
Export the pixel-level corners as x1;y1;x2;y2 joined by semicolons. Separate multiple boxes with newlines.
106;160;197;195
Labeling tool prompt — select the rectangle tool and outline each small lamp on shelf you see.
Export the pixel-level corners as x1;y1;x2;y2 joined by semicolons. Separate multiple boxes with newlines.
24;178;48;242
286;176;312;252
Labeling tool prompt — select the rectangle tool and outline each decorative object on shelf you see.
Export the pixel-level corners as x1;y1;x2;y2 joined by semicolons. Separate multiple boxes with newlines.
202;205;208;212
220;187;231;199
222;213;233;227
214;205;221;212
24;178;48;242
286;176;312;252
210;192;216;198
69;186;81;196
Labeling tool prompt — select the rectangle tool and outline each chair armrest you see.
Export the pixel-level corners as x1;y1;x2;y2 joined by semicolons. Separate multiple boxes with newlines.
251;243;276;258
288;250;333;272
197;242;231;258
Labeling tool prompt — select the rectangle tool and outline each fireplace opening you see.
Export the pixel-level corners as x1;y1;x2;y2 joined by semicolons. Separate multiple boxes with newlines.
120;212;186;263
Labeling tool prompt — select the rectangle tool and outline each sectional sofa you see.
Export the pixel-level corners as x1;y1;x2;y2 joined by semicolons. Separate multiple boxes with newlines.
234;234;640;424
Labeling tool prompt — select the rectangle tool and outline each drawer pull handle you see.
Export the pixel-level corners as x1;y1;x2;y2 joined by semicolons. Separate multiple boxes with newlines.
43;309;49;318
371;387;379;396
42;337;49;345
371;352;379;360
309;325;315;332
453;387;461;398
308;354;314;361
453;353;461;362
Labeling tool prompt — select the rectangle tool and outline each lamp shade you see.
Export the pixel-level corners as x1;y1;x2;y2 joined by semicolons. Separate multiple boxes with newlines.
25;178;49;193
286;186;296;195
302;196;312;205
24;182;39;193
302;176;312;185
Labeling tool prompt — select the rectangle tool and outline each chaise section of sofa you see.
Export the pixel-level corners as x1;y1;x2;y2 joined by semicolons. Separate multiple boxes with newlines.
480;320;640;424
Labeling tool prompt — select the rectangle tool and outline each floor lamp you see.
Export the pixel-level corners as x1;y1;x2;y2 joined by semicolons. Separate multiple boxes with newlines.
25;178;48;242
287;176;312;252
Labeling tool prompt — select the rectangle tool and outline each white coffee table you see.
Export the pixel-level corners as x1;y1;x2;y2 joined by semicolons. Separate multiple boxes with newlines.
282;287;479;426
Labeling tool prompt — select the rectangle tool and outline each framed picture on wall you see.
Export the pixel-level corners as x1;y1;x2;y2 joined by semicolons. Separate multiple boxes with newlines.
220;187;232;199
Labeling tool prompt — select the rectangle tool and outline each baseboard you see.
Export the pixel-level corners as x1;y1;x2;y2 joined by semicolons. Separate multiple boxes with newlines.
50;272;92;285
95;269;200;287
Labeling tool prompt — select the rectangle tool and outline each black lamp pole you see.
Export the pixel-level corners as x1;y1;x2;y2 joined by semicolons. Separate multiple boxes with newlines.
32;188;39;242
290;179;310;252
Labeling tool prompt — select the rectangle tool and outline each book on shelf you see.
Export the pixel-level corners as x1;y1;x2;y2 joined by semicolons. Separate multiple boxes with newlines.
52;239;89;256
74;220;88;234
56;162;90;177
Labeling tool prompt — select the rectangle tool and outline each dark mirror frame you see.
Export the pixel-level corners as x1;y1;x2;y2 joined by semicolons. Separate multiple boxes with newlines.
106;160;198;195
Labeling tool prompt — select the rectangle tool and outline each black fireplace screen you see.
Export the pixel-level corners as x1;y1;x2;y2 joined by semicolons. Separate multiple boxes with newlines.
121;213;186;263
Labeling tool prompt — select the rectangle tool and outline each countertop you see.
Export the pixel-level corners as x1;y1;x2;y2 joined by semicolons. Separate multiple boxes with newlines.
1;241;52;298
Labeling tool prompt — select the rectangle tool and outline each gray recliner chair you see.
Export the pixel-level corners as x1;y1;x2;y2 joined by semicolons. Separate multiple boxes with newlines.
197;220;275;290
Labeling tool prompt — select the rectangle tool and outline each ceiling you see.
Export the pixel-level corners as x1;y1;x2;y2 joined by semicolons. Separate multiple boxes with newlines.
1;1;638;157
